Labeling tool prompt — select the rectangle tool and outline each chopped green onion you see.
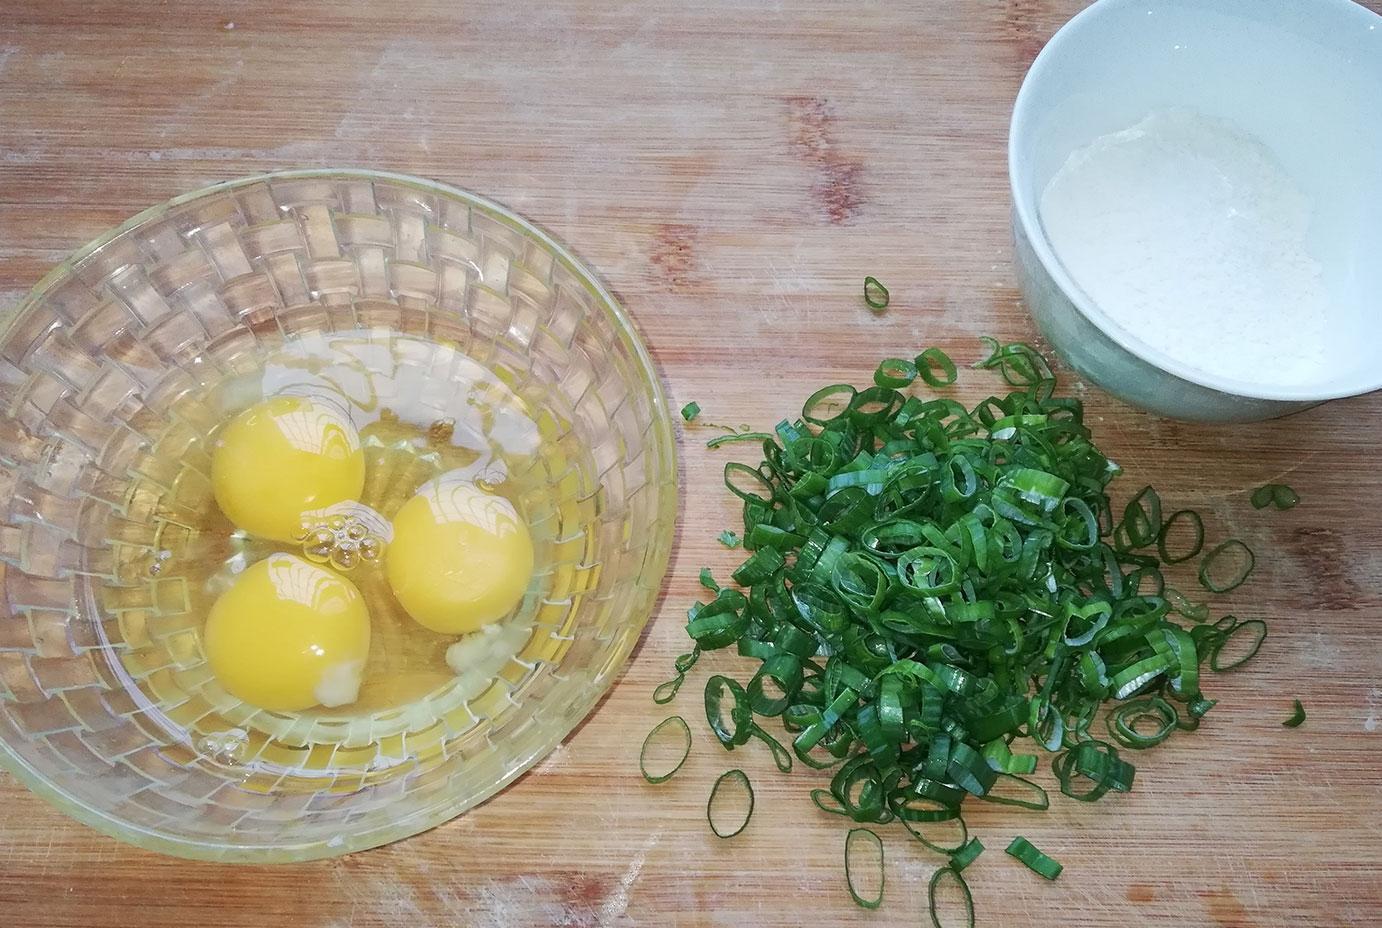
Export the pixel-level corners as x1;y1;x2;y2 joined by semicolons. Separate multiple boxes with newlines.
916;347;958;387
751;723;794;771
718;530;741;548
705;675;753;748
1107;697;1178;750
1157;509;1204;564
708;431;773;450
1199;539;1255;593
1005;836;1062;880
681;401;701;422
640;716;691;783
708;769;754;838
1056;740;1135;799
655;335;1276;918
904;814;969;856
928;866;975;928
874;358;917;389
1252;483;1300;511
978;773;1050;810
863;276;890;310
1283;699;1306;728
949;837;984;873
1166;587;1210;623
652;674;684;705
1209;618;1267;671
844;828;885;909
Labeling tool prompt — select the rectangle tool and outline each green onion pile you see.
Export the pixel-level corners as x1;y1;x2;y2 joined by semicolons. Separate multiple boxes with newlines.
646;339;1273;925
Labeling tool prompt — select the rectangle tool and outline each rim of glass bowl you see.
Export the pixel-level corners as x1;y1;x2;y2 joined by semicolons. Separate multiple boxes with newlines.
0;169;680;862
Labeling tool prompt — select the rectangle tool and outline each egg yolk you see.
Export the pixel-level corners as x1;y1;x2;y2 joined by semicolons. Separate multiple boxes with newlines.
204;553;371;712
211;395;366;543
385;476;534;635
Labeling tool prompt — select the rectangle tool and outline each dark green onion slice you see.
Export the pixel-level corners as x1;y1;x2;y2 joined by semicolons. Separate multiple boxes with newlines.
863;276;890;310
1157;509;1204;564
699;567;719;592
1108;697;1178;750
1199;539;1255;593
1252;483;1300;511
813;787;848;816
977;773;1050;810
844;828;885;909
640;716;691;784
1005;836;1062;880
708;769;754;838
903;812;969;855
751;723;794;772
1210;618;1267;671
718;530;741;548
1166;586;1210;622
708;431;774;449
1060;740;1135;797
705;675;753;748
875;358;918;389
652;674;684;705
928;865;975;928
1283;699;1306;728
915;347;958;387
949;837;984;873
1115;486;1162;550
681;401;701;422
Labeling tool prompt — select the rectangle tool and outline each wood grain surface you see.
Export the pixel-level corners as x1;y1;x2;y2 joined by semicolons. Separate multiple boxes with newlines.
2;2;1381;926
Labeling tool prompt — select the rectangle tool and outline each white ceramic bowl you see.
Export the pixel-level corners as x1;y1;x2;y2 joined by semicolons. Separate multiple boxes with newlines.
1010;0;1382;422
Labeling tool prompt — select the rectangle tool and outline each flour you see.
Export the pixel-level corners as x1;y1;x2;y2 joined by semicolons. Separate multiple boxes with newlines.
1039;108;1329;386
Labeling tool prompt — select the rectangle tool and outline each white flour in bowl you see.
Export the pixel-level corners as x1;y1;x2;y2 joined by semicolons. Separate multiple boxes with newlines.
1038;107;1329;386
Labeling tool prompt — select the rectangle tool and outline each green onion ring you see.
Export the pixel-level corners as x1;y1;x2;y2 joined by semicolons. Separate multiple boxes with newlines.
1210;618;1267;671
874;357;918;389
705;675;753;748
1107;697;1179;750
707;769;755;838
1157;509;1205;564
928;865;975;928
640;716;691;784
844;828;885;909
916;347;958;387
1198;539;1256;593
863;276;890;310
652;674;684;705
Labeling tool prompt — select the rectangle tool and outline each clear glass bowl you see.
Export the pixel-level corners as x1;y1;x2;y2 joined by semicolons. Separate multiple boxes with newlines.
0;170;677;861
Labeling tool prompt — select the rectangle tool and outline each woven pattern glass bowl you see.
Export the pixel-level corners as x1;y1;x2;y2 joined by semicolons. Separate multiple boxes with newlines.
0;170;677;861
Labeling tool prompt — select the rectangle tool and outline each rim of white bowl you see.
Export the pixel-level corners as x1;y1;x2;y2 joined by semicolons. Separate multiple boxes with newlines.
1009;0;1382;404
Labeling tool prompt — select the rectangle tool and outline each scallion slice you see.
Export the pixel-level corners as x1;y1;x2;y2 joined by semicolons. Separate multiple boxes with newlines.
928;866;975;928
863;276;890;310
1283;699;1306;728
708;769;754;838
640;716;691;783
1198;539;1255;593
681;401;701;422
1005;836;1062;880
844;828;885;909
1251;483;1299;510
949;837;984;873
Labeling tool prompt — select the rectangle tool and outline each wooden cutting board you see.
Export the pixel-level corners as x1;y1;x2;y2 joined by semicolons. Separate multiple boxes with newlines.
1;1;1380;925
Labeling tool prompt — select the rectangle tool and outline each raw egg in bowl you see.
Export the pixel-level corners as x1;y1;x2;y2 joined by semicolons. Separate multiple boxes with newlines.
0;170;676;861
